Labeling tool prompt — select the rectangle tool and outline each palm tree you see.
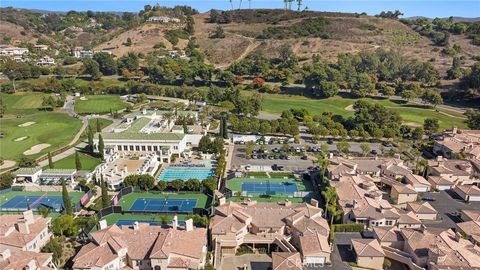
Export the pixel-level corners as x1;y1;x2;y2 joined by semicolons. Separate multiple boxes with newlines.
229;0;234;10
163;112;174;125
296;0;302;11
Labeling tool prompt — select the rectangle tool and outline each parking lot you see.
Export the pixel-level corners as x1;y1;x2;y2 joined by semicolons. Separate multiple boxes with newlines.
420;190;480;229
231;144;315;171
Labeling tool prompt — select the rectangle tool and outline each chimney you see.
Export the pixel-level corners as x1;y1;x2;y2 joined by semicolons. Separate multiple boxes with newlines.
133;221;140;231
379;205;385;214
329;153;333;159
172;215;178;230
124;165;128;174
420;224;427;233
185;219;194;232
352;199;357;209
310;198;319;208
0;248;11;261
219;197;226;206
114;164;118;173
23;210;34;224
16;220;30;234
98;219;108;230
452;127;458;134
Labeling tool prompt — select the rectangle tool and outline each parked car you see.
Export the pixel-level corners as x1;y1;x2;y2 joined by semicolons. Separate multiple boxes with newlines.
422;196;436;202
301;155;308;160
371;150;379;155
327;139;333;144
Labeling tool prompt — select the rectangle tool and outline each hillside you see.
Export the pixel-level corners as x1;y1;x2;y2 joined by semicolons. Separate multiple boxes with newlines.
193;10;479;75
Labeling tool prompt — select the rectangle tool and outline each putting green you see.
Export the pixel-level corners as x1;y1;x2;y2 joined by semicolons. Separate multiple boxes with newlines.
75;95;129;114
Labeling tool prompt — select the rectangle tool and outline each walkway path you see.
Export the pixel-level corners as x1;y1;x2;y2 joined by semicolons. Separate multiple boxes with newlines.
224;142;235;177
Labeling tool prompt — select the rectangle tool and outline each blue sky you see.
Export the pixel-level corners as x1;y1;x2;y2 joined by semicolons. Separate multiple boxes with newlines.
1;1;479;18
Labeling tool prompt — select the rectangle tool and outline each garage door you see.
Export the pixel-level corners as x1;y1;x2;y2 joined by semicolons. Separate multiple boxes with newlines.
415;187;429;193
468;196;480;202
305;256;325;264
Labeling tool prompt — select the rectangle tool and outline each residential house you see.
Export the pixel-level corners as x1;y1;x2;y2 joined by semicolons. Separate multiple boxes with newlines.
147;16;181;23
271;252;302;270
72;47;94;58
36;56;55;66
210;200;330;267
0;46;29;55
406;202;438;220
454;185;480;202
428;156;479;186
427;176;454;191
34;44;49;50
333;175;400;228
0;249;56;270
72;219;207;270
456;221;480;247
380;177;417;205
433;128;480;159
373;227;404;250
350;239;385;270
327;157;404;180
461;209;480;222
396;210;422;229
298;231;331;265
0;210;52;253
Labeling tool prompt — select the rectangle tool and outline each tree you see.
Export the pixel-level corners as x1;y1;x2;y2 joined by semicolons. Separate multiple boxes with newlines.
0;172;14;189
75;151;82;170
87;126;94;154
222;116;229;139
360;143;371;157
98;134;105;159
3;61;32;92
42;237;63;265
420;89;443;108
423;118;440;135
185;16;195;35
137;175;155;191
96;118;102;132
401;89;416;102
93;52;117;75
202;177;217;193
411;127;424;140
186;179;201;191
0;97;6;117
101;175;110;208
210;26;225;38
18;156;38;167
245;141;255;159
336;140;350;155
82;59;102;80
48;152;54;169
51;215;78;237
157;181;168;191
382;86;396;98
62;179;73;215
465;109;480;129
171;179;185;192
383;258;392;270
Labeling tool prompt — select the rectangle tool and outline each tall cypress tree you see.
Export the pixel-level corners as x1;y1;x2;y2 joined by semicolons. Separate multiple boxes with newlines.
96;118;101;132
87;126;94;153
75;151;82;170
62;178;72;215
48;152;54;169
222;116;228;139
219;116;224;138
98;134;105;159
101;175;110;208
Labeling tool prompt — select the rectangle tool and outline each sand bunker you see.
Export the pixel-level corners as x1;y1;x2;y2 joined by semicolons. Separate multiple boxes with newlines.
23;144;50;155
0;160;16;170
14;136;28;142
18;122;35;127
345;105;355;111
79;97;88;101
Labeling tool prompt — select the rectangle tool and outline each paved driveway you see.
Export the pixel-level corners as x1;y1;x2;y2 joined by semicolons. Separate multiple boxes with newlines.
421;190;480;229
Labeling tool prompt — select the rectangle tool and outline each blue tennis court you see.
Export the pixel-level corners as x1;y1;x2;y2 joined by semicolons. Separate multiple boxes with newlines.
0;195;67;211
159;168;214;181
129;198;197;212
242;181;298;195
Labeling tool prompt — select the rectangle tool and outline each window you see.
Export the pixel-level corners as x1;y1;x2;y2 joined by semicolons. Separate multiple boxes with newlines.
173;146;178;150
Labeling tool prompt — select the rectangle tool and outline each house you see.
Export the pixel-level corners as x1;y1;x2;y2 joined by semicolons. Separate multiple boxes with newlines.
147;16;181;23
36;56;55;66
403;173;431;192
433;128;480;159
427;176;454;190
0;249;56;270
72;47;94;58
461;209;480;222
396;210;422;229
34;44;49;50
380;177;417;205
428;156;479;185
327;157;404;179
210;200;330;267
72;218;207;270
350;239;385;270
400;227;480;269
271;252;302;270
14;167;42;184
0;210;52;253
0;46;29;55
456;221;480;247
373;226;404;250
333;175;400;228
453;185;480;202
406;201;438;220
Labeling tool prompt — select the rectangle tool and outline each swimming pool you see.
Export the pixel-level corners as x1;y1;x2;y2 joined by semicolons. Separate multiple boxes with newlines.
158;168;214;181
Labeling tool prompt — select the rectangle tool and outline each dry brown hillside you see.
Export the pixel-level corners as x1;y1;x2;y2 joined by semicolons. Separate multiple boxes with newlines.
94;23;187;56
193;10;478;75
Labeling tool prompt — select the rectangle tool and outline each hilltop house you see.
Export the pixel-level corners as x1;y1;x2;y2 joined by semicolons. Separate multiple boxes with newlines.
433;128;480;159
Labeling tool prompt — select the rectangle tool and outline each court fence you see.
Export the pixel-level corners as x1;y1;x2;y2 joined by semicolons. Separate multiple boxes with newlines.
111;186;133;206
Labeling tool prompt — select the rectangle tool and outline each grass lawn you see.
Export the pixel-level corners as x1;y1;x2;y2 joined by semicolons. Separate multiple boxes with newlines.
75;95;128;114
48;152;102;171
0;92;52;116
227;177;313;203
0;112;83;160
87;118;113;131
118;192;209;211
0;190;84;209
261;93;466;130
